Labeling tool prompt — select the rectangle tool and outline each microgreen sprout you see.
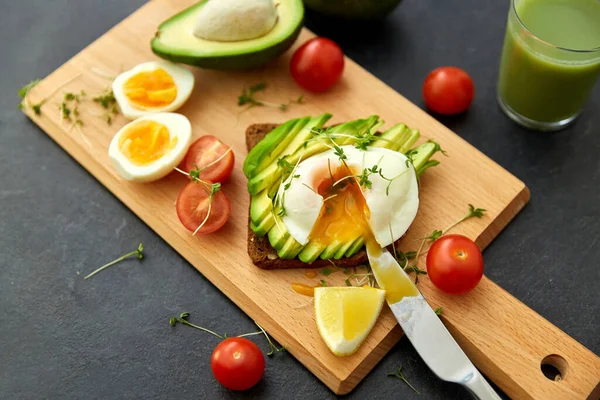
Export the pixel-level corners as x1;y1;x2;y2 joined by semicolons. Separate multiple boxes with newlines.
327;158;335;185
277;157;295;175
388;366;420;395
238;82;304;111
170;314;285;356
274;155;303;218
427;139;448;156
443;204;486;233
18;80;41;114
59;102;71;121
169;312;225;339
434;307;443;315
332;143;347;162
174;167;222;235
253;322;285;356
354;129;375;151
18;74;81;116
93;88;117;109
398;204;487;281
84;242;144;280
404;264;427;284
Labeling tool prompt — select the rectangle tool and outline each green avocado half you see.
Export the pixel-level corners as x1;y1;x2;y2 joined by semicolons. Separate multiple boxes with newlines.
151;0;304;70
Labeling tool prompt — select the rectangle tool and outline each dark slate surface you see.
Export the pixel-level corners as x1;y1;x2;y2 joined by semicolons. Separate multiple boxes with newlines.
1;0;598;399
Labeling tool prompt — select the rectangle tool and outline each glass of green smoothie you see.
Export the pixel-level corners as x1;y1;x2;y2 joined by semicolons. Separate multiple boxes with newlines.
497;0;600;131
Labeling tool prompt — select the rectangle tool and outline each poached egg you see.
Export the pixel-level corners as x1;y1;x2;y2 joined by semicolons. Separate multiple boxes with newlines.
279;146;419;248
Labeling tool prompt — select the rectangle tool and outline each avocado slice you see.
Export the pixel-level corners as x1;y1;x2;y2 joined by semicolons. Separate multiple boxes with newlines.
278;236;304;259
298;241;326;263
370;123;408;151
250;211;275;237
268;214;289;250
250;190;274;226
345;237;365;257
151;0;304;70
244;118;307;179
320;240;344;260
399;129;421;154
408;141;440;175
334;237;360;259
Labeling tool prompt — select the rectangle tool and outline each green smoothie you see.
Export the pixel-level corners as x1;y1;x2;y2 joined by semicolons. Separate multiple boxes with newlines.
497;0;600;125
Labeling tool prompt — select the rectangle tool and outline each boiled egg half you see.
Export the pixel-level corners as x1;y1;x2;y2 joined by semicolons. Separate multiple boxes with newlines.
280;146;419;248
108;113;192;182
112;61;195;120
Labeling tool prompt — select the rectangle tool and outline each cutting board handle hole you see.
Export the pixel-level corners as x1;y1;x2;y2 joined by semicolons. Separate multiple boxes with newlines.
540;354;568;382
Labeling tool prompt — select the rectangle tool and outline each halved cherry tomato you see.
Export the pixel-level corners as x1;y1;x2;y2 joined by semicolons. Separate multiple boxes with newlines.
211;337;265;391
181;136;235;183
176;181;230;234
290;37;344;93
426;234;483;295
423;67;475;115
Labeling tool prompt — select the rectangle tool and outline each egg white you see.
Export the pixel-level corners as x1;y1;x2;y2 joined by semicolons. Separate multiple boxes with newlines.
112;61;195;120
108;113;192;183
281;146;419;247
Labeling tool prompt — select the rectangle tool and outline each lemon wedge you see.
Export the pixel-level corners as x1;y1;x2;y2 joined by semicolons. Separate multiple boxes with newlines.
314;287;386;356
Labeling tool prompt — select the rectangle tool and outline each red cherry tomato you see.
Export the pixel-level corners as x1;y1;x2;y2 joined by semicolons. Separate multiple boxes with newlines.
181;136;235;183
423;67;475;115
176;181;230;234
211;337;265;391
290;37;344;92
426;234;483;295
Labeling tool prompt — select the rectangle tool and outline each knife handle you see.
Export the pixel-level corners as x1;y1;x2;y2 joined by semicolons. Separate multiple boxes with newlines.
462;370;502;400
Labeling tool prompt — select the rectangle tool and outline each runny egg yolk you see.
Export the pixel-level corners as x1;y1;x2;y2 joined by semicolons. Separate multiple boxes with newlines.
123;68;177;109
308;160;419;304
309;165;372;246
119;120;177;166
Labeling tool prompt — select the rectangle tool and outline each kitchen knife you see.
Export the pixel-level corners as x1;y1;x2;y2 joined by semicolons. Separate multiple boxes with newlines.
366;243;502;400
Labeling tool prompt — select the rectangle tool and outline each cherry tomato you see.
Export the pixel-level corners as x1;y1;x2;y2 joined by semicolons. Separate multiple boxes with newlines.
290;37;344;92
211;337;265;391
181;135;235;183
176;181;230;234
426;234;483;295
423;67;475;115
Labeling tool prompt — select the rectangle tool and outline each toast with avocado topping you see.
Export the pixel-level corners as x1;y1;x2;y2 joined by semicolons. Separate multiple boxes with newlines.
244;115;441;270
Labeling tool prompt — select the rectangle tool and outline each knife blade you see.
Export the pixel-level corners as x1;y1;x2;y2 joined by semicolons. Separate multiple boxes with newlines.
365;242;501;400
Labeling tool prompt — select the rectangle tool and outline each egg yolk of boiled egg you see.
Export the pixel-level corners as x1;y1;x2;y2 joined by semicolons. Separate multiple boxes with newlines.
118;120;178;166
309;165;372;246
122;68;178;110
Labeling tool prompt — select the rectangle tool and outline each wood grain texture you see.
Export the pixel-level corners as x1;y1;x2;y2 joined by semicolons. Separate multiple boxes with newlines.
21;0;599;397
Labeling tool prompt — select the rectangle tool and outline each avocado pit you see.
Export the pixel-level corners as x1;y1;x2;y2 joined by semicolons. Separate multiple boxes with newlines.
193;0;278;42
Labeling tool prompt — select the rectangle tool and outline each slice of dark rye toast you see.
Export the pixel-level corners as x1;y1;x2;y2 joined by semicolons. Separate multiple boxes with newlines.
245;123;404;270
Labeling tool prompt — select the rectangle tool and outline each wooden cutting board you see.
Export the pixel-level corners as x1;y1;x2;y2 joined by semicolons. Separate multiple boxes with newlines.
22;0;600;398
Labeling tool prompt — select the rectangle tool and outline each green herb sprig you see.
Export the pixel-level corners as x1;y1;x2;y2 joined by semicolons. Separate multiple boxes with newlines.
388;366;420;394
170;313;285;356
175;167;222;235
396;204;487;284
18;80;43;115
238;82;304;111
84;242;144;280
18;74;81;116
170;312;226;339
